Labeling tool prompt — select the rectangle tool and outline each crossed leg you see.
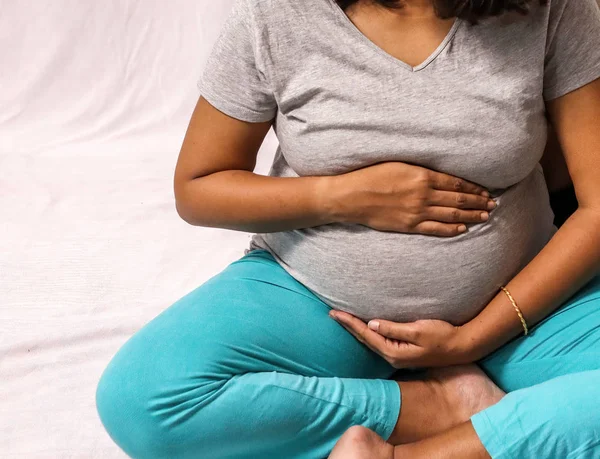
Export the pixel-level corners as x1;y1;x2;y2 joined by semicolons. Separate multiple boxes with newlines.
95;249;516;458
331;275;600;459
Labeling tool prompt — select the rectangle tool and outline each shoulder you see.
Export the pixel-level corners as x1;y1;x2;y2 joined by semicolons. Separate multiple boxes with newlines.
463;0;572;42
544;0;600;45
545;0;600;24
545;0;575;13
243;0;301;17
243;0;330;27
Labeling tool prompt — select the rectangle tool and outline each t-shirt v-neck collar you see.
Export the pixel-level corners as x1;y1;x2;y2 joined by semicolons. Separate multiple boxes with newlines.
326;0;463;73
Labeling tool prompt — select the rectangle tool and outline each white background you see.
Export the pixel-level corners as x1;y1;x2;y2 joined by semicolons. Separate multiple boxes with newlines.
0;1;279;457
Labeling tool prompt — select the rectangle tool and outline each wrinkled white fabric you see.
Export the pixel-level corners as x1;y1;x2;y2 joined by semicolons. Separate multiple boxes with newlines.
0;1;278;457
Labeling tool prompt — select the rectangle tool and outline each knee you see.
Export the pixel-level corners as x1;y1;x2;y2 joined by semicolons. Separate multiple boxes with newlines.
94;299;233;458
329;426;391;459
95;348;216;458
342;426;379;443
95;355;165;458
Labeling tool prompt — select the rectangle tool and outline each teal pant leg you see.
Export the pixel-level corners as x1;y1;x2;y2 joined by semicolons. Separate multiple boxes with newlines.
95;249;401;459
471;370;600;459
471;275;600;458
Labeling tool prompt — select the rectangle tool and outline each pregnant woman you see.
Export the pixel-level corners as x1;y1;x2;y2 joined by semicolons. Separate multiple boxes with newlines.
95;0;600;457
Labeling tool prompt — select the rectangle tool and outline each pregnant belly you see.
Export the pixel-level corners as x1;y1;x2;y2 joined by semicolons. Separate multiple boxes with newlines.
251;166;556;325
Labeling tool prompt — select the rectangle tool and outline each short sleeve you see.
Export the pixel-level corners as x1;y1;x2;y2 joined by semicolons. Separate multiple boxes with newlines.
197;0;277;122
543;0;600;101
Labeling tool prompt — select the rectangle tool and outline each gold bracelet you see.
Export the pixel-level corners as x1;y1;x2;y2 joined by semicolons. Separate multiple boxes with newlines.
500;286;529;336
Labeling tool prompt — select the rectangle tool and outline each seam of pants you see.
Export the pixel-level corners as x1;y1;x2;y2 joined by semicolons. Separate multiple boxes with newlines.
236;275;329;306
265;379;400;441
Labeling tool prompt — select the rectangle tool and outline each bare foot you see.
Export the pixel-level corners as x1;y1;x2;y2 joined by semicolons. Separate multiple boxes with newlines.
328;426;394;459
426;363;506;425
388;363;505;444
328;422;491;459
393;420;492;459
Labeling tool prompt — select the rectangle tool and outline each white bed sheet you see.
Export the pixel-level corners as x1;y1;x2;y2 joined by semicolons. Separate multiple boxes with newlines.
0;1;278;457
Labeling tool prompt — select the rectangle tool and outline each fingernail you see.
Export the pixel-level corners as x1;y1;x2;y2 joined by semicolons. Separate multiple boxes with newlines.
481;191;490;197
368;320;379;332
329;311;337;319
487;200;497;210
481;212;489;221
458;225;467;233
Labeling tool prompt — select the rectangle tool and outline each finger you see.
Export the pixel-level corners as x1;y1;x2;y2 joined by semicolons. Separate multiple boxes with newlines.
429;172;489;197
429;189;496;211
368;320;422;344
331;311;392;354
412;221;468;237
333;313;424;367
340;319;424;367
338;320;391;359
425;206;490;224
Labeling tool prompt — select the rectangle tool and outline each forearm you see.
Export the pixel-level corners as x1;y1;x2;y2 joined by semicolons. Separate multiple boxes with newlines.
175;169;343;233
458;207;600;362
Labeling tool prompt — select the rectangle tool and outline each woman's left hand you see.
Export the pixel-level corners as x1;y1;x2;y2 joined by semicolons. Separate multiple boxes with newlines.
329;310;472;368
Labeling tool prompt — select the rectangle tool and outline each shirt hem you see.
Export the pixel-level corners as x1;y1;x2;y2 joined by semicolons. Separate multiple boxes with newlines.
543;65;600;101
198;82;277;123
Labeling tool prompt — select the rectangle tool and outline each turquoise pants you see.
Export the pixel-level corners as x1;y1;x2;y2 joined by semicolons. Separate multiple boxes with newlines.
95;249;600;458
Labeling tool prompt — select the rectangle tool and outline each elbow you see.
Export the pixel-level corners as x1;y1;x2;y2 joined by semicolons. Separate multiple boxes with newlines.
174;180;198;225
174;179;215;227
175;198;193;225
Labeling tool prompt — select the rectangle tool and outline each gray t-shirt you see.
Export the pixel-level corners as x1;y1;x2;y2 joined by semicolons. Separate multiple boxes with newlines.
198;0;600;325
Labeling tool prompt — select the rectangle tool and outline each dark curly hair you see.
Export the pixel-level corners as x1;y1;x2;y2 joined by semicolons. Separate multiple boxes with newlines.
335;0;548;23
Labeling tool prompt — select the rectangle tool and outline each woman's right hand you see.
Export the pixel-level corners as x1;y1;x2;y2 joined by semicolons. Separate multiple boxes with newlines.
328;161;497;237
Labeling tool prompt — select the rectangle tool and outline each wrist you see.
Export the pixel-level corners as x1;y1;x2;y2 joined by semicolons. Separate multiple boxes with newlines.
451;323;484;364
318;174;355;224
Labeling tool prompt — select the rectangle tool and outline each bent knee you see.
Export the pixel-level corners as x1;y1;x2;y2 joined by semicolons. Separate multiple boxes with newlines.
329;426;390;459
95;358;167;458
342;426;383;444
95;350;223;458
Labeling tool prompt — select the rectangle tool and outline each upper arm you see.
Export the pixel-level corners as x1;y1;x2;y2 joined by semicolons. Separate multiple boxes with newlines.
546;78;600;210
173;96;273;200
540;124;572;193
540;0;600;209
174;0;277;200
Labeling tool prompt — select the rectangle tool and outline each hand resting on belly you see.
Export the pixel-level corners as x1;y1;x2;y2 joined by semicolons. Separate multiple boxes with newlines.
258;162;555;324
324;160;498;237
